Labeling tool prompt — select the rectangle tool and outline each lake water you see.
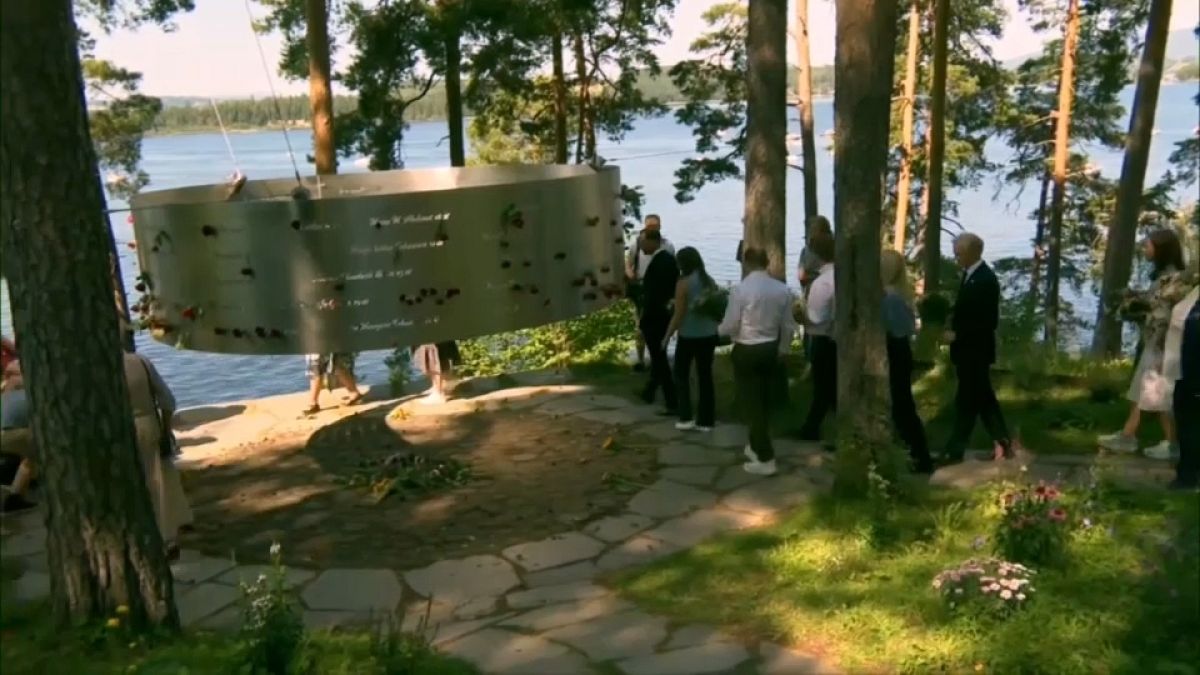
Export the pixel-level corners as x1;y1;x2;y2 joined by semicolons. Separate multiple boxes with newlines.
2;84;1197;408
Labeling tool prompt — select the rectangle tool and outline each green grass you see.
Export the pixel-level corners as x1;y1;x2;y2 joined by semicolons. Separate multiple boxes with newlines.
0;601;478;675
614;483;1199;674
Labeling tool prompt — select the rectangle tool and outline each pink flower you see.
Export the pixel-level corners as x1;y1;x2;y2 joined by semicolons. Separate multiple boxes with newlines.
1049;508;1067;522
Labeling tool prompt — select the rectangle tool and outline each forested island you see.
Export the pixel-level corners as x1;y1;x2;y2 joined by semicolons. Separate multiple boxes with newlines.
149;67;838;133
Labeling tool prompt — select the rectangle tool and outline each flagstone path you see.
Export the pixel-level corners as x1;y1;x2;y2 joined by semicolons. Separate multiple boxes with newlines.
0;370;1176;674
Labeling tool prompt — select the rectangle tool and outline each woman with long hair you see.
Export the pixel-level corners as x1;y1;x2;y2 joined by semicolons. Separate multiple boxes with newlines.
881;250;933;473
663;247;720;431
1100;228;1191;459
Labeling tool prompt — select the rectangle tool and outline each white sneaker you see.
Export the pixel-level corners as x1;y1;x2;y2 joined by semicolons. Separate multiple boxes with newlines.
1143;440;1178;461
743;459;777;476
744;445;757;462
1098;432;1138;453
420;391;447;405
675;421;696;431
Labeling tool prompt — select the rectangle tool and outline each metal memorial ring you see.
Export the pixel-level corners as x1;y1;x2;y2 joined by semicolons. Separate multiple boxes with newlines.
129;165;627;355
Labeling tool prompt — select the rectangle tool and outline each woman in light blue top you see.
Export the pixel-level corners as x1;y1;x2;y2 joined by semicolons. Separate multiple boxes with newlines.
881;250;932;473
664;247;720;431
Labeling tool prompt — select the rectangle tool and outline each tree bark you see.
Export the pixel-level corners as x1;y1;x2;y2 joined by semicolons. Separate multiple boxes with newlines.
794;0;819;220
1045;0;1081;347
1092;0;1173;356
0;0;177;629
1029;171;1051;303
551;30;569;165
832;0;900;495
572;31;594;164
444;29;466;167
306;0;336;175
921;0;949;293
892;1;921;252
744;0;789;280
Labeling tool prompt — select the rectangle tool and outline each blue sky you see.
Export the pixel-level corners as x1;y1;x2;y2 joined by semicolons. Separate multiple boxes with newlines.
90;0;1199;98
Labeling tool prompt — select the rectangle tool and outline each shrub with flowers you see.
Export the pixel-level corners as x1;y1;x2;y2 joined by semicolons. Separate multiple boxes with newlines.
993;480;1071;566
931;558;1037;617
239;543;304;675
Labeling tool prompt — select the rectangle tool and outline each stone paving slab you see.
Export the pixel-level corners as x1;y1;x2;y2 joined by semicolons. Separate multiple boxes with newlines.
302;568;403;613
441;628;592;674
721;474;815;517
176;582;239;627
574;407;641;426
583;513;655;543
500;595;633;631
929;459;1024;489
627;479;718;518
637;421;685;441
761;642;840;674
643;508;766;548
217;565;316;589
502;532;606;572
522;560;598;588
617;641;751;675
427;613;519;647
506;582;610;610
659;465;719;486
171;555;235;584
542;609;669;661
583;394;637;409
714;465;760;492
664;624;736;650
657;442;736;466
405;555;521;604
195;605;243;632
595;535;684;572
535;397;603;417
700;424;748;449
9;571;49;605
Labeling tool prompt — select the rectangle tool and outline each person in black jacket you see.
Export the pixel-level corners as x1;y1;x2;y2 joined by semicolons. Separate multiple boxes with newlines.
942;233;1013;463
638;229;679;412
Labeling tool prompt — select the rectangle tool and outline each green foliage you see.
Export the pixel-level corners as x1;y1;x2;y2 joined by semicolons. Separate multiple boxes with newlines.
456;301;635;378
83;59;162;199
384;347;414;396
992;481;1071;566
615;486;1200;673
238;544;304;674
366;613;459;675
341;451;472;503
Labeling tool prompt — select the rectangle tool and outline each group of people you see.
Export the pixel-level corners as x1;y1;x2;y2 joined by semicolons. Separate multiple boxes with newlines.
302;339;460;414
624;214;1197;487
1;328;195;554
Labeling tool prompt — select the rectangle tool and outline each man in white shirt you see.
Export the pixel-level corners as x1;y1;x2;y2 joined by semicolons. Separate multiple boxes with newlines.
798;232;836;442
625;215;675;371
718;247;797;476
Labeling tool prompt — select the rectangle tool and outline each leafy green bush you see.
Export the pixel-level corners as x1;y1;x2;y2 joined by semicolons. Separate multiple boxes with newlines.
384;348;414;396
456;301;636;378
239;544;304;674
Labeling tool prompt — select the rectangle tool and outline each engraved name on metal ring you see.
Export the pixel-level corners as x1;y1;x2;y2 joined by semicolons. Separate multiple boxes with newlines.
129;165;627;355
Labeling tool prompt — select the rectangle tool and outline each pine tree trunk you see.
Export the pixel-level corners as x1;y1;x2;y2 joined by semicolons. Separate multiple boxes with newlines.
744;0;789;280
832;0;900;496
0;0;178;630
922;0;949;292
445;29;466;167
795;0;819;220
551;30;569;164
306;0;336;175
893;1;921;252
1092;0;1173;356
1029;171;1051;303
572;32;592;164
1045;0;1081;347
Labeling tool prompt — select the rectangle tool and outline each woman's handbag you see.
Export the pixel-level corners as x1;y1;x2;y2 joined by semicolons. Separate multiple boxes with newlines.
140;359;179;459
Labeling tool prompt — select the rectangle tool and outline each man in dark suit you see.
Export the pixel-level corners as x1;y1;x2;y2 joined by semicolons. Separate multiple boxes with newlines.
638;229;679;411
942;233;1013;463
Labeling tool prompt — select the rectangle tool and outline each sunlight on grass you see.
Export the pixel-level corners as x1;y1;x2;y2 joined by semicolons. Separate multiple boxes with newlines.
615;488;1199;673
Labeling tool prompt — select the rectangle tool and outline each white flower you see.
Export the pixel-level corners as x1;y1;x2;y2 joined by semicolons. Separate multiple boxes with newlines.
954;588;964;595
1017;593;1026;601
270;542;282;558
1000;590;1013;599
